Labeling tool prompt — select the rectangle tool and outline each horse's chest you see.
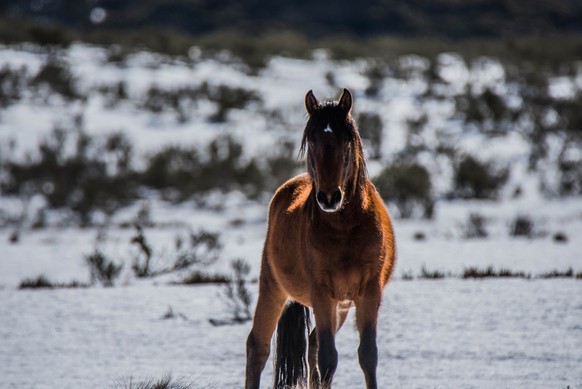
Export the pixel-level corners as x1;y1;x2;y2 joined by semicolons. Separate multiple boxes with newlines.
312;244;378;301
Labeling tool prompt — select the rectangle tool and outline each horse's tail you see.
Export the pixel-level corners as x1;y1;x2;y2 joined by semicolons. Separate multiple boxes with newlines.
274;301;311;388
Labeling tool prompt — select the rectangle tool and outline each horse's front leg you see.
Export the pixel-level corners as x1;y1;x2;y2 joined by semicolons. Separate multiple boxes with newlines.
355;288;382;389
312;291;338;388
245;271;286;389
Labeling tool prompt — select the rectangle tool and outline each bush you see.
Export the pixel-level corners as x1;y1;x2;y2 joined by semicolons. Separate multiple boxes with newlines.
140;85;200;123
373;161;433;218
131;225;222;278
456;88;510;134
463;213;488;239
218;259;253;324
0;65;26;108
557;139;582;196
30;57;78;100
86;250;123;287
357;112;383;159
141;136;265;201
453;155;508;199
203;83;261;123
265;140;300;190
2;128;137;226
509;215;535;238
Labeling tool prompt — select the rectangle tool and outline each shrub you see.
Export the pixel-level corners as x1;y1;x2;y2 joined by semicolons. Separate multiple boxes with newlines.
0;65;26;108
509;215;535;238
131;225;222;278
141;85;200;123
357;112;383;159
30;57;78;100
265;140;299;190
373;161;433;218
456;88;509;134
453;155;508;199
463;213;488;239
2;128;137;226
141;136;265;201
557;139;582;196
86;250;123;287
220;258;253;323
419;265;445;279
203;83;261;123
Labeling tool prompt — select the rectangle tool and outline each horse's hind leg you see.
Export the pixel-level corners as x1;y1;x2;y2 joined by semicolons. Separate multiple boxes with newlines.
355;290;382;389
245;268;286;389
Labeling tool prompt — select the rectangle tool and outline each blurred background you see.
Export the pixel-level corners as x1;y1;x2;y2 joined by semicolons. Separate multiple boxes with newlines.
0;1;581;388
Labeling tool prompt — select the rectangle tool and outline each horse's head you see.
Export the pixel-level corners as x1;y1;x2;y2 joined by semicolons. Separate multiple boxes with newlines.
301;88;365;213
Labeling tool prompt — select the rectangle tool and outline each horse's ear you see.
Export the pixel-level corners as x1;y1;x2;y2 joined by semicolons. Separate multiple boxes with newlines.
338;88;352;114
305;90;319;115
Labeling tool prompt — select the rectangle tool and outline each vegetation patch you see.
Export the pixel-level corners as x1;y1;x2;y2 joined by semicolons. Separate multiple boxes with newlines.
373;161;433;219
462;266;531;279
86;250;123;287
537;268;574;279
19;275;89;289
418;265;446;280
453;156;508;200
176;271;230;285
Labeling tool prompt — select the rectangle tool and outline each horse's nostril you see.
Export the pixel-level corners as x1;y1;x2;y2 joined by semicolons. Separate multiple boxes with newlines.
331;189;342;206
316;191;328;206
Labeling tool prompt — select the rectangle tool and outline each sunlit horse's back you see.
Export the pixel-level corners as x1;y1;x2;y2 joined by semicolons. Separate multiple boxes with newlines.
245;89;395;389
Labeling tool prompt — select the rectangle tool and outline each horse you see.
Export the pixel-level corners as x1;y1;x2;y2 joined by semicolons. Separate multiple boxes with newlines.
245;89;396;389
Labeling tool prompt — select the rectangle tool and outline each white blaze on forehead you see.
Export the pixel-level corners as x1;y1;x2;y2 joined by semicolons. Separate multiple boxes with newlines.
324;125;333;133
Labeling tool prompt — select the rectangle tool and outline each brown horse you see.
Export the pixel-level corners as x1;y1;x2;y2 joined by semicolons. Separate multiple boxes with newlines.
245;89;395;389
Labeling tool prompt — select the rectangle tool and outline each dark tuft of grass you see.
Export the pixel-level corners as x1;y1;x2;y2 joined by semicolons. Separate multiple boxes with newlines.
176;271;230;285
114;373;213;389
462;266;531;279
19;275;89;289
419;265;446;279
537;267;574;279
553;232;568;243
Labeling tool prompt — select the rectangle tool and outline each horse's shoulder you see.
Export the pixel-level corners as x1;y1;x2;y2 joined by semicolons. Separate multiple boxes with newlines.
270;173;311;214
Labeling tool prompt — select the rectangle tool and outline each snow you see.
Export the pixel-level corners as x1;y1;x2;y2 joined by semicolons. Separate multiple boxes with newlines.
1;281;580;388
1;43;582;388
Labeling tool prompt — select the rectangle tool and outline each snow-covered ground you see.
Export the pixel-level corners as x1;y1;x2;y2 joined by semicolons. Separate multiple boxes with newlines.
1;43;581;388
1;281;581;388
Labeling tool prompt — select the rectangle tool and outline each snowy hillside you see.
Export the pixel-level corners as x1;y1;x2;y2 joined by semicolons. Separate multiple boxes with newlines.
0;43;581;388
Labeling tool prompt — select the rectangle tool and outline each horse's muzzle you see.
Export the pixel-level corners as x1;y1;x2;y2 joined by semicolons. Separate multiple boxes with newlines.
316;188;343;213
